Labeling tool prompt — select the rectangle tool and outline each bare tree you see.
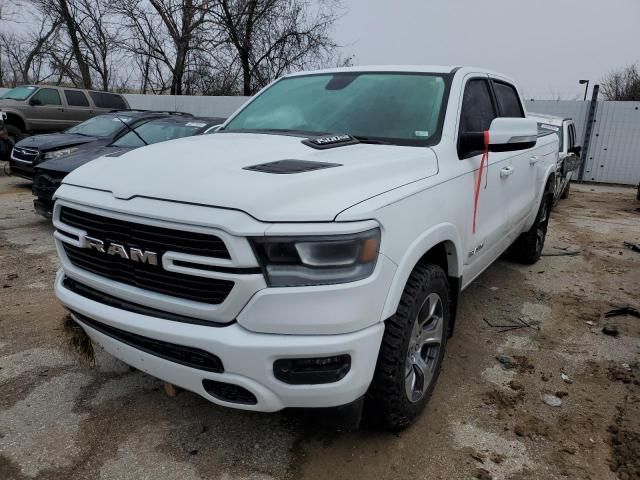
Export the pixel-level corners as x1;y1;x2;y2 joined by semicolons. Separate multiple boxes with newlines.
213;0;342;95
114;0;215;95
601;64;640;101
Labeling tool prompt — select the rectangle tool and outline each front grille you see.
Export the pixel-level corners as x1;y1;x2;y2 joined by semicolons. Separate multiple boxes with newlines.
33;173;64;201
202;379;257;405
71;311;224;373
62;243;234;304
12;146;39;163
60;207;230;258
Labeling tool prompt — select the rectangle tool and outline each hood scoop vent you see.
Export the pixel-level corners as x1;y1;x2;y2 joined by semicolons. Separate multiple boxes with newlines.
243;159;341;174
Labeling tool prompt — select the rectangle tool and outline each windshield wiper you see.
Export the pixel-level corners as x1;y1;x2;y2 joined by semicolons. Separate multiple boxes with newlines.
112;114;148;146
352;136;392;145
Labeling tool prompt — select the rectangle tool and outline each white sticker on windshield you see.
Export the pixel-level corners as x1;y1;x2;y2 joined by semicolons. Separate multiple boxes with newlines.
112;117;131;122
27;86;36;90
414;130;429;137
186;122;206;127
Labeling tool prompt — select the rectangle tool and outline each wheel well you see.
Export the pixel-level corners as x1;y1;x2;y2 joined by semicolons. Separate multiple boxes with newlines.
5;113;25;132
416;241;461;337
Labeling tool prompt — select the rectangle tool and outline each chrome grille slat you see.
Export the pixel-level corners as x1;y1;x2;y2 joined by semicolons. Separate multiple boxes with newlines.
63;244;234;303
59;207;234;304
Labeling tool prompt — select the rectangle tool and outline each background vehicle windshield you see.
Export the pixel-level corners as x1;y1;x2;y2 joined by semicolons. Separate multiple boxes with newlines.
1;86;38;100
111;120;206;147
66;114;133;137
223;72;448;145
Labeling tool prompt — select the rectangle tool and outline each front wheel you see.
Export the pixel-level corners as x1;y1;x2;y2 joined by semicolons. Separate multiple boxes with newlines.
510;194;551;264
366;264;450;431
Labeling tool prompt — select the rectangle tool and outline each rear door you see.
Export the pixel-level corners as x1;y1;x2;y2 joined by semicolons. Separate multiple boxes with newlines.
63;90;94;125
490;79;536;234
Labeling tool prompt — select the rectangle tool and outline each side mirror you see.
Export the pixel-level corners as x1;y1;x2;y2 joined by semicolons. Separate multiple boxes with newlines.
486;117;538;152
460;118;538;158
29;98;42;106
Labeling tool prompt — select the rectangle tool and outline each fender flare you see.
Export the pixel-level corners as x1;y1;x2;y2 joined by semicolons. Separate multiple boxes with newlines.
381;222;463;319
1;109;27;131
524;164;556;230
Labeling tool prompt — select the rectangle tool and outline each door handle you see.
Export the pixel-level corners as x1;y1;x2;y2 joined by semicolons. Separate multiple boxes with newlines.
529;155;540;165
500;166;514;178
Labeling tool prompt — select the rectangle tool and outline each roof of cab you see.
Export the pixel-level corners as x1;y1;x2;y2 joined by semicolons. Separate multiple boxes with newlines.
283;65;519;83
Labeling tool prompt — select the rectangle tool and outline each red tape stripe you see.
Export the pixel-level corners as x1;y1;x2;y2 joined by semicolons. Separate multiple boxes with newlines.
472;131;490;234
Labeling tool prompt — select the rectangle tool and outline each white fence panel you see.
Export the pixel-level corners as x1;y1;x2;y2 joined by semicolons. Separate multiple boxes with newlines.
122;94;250;118
581;101;640;185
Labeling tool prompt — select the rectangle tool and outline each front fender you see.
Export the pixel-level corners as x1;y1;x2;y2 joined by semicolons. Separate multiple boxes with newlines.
381;222;463;319
1;108;28;130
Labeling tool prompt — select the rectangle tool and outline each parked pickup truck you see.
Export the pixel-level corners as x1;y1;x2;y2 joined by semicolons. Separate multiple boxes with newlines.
52;66;558;430
0;85;129;142
529;113;582;204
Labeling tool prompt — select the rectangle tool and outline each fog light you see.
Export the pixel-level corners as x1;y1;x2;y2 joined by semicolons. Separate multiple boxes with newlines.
273;355;351;385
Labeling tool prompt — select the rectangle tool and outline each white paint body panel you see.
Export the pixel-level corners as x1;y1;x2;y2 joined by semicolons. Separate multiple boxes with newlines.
54;65;558;411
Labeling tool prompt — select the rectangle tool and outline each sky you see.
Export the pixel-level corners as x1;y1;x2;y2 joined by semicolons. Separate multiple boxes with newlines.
333;0;640;100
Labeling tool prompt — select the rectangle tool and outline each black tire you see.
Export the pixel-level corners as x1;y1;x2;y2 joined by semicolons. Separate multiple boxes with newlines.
510;194;551;265
560;181;570;200
366;264;450;431
5;124;24;144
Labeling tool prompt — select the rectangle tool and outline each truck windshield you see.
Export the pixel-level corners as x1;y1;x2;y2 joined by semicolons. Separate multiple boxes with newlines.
66;114;134;138
223;72;448;146
1;86;38;100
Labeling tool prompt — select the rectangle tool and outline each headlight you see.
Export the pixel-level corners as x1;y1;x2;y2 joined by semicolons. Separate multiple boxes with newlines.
251;228;380;287
43;147;79;160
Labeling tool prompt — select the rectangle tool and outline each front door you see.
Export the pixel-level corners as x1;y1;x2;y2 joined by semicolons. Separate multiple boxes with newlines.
458;76;512;282
27;88;68;131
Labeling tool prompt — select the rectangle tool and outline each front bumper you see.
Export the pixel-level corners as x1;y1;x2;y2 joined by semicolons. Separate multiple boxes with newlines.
56;271;384;411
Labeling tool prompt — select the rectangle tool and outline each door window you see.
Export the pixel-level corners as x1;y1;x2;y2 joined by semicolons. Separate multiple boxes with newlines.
493;81;524;118
31;88;62;106
458;78;497;158
65;90;90;107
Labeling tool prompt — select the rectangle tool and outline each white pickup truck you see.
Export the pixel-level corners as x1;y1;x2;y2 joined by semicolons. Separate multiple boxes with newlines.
53;66;558;430
529;113;582;204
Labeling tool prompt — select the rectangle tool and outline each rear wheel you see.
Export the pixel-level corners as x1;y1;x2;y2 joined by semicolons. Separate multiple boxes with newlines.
366;264;450;431
510;194;551;264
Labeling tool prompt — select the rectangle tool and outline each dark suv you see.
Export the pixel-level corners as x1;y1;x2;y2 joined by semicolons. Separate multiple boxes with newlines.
0;85;129;142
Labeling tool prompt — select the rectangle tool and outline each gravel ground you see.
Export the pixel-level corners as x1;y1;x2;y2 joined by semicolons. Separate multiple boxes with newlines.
0;172;639;480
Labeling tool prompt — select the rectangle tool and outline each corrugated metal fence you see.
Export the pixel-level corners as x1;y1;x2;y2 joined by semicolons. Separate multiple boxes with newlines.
526;100;640;185
2;87;639;185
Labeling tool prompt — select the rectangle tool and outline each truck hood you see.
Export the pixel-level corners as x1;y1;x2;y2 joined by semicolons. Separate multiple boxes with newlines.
62;132;439;222
16;133;98;152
